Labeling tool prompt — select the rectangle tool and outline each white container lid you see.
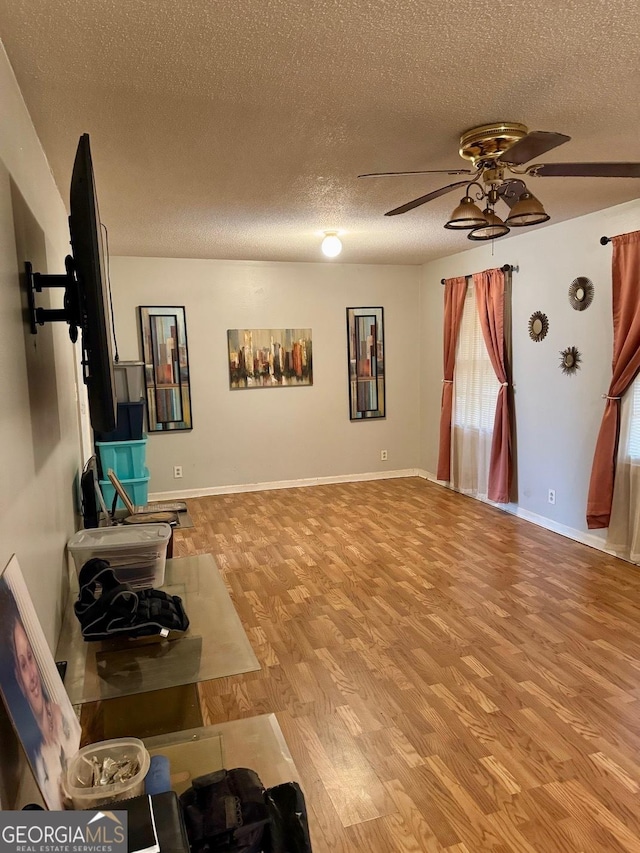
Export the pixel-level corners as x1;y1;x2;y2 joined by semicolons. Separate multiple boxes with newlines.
68;523;172;552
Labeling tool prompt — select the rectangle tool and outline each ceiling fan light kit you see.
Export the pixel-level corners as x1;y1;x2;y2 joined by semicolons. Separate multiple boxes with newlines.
468;207;510;241
505;191;550;227
444;196;487;229
361;121;640;242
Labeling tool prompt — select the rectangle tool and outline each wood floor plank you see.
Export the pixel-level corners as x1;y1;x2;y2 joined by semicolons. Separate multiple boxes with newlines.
173;477;640;852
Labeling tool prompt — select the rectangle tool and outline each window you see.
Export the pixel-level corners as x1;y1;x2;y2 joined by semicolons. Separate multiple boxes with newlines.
627;377;640;460
450;283;501;499
607;373;640;560
453;284;500;432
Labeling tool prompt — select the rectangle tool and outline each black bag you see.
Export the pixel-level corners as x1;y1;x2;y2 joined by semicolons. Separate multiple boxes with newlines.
74;558;189;641
265;783;312;853
180;768;270;853
180;770;313;853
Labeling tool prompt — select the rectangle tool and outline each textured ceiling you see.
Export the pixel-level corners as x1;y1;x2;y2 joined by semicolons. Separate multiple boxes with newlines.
1;0;639;264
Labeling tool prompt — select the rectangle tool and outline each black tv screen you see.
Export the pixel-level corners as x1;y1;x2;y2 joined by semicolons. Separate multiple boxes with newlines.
68;134;116;434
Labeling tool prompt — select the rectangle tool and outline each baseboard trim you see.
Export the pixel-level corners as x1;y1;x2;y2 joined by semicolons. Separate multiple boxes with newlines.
415;468;614;556
149;468;421;500
510;506;611;553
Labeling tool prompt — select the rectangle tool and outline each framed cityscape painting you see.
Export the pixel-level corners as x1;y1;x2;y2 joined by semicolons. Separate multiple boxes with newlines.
139;306;193;431
227;328;313;389
346;306;385;420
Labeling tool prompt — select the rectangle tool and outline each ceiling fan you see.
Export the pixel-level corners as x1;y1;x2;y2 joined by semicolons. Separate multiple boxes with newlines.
359;121;640;241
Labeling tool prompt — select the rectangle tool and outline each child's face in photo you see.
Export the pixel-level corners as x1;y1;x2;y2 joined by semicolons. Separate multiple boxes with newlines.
13;620;44;719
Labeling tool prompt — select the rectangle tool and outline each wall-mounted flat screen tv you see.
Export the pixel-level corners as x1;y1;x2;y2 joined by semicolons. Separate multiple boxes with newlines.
26;134;116;434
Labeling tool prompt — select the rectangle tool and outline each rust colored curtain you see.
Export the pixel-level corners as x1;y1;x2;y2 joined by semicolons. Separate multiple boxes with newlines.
587;230;640;529
436;276;467;481
472;268;512;503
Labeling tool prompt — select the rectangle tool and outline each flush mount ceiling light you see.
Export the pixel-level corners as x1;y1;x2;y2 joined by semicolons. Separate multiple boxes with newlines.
321;231;342;258
360;121;640;242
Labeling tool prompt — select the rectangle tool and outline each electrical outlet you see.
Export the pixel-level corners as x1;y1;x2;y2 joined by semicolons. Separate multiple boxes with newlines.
548;489;556;505
174;465;183;479
380;450;388;461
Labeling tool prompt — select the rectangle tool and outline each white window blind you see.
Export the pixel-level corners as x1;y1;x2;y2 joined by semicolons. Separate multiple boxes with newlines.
628;377;640;460
453;284;500;431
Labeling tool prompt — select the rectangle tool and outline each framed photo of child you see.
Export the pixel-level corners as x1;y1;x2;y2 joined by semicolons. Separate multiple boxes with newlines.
0;555;81;809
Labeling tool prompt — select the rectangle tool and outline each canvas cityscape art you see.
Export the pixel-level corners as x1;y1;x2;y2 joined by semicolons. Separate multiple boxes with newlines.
227;328;313;388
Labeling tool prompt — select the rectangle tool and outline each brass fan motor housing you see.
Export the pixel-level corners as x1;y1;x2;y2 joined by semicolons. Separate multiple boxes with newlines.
459;122;529;167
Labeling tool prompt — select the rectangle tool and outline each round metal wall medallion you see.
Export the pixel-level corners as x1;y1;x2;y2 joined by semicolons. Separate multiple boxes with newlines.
568;277;594;311
560;346;582;375
528;311;549;342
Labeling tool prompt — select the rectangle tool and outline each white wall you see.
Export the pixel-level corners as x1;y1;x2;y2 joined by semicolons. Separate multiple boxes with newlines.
110;257;421;494
420;197;640;546
0;43;81;805
0;43;81;647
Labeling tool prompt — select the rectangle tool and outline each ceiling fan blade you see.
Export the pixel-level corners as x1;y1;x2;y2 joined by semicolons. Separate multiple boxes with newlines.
497;179;527;209
498;131;571;166
359;168;472;178
527;162;640;178
384;180;471;216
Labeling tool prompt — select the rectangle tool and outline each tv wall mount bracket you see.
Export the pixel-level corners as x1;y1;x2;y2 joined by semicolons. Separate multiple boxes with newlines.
25;257;82;342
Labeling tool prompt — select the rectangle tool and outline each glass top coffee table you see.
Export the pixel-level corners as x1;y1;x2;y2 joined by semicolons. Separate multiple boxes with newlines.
144;714;299;794
56;554;260;705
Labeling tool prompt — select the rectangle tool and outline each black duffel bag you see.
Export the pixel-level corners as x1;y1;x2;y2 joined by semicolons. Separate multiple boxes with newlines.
180;769;312;853
180;768;270;853
74;557;189;641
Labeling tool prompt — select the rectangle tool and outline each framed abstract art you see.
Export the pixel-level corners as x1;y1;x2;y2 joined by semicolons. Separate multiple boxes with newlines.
346;306;385;420
227;328;313;389
139;305;193;431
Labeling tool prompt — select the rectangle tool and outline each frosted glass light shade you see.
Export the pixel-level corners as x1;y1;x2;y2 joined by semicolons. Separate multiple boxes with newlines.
468;208;510;240
505;192;550;227
444;196;488;230
321;233;342;257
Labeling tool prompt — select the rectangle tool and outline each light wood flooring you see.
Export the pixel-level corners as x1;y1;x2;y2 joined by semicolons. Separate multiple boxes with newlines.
174;477;640;853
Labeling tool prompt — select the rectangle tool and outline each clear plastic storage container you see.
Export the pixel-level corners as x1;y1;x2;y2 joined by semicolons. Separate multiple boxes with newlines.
68;523;172;588
63;737;150;809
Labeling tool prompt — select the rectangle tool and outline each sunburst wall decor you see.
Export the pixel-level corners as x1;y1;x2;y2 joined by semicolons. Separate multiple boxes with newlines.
568;277;594;311
560;346;582;375
528;311;549;342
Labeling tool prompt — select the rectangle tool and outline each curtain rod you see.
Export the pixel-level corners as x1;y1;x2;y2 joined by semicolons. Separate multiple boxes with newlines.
440;264;518;285
600;236;612;245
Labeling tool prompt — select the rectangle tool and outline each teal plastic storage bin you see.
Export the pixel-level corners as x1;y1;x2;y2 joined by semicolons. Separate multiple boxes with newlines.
96;438;147;479
99;470;150;512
